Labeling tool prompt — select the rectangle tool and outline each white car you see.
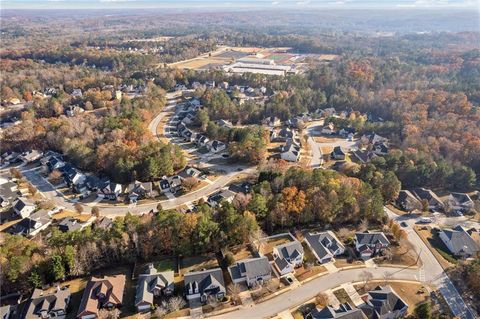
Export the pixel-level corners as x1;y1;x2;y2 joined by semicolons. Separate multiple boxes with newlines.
418;217;433;224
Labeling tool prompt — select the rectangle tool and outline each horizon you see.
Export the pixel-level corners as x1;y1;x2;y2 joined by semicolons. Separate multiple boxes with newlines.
1;0;479;10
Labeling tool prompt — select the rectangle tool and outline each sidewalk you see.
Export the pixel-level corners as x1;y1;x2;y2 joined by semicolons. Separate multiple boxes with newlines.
340;282;363;306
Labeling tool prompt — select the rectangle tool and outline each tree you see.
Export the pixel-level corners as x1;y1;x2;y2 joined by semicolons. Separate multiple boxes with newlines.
247;193;269;220
413;301;432;319
50;254;65;281
28;268;42;288
380;171;401;202
27;183;38;195
182;177;198;192
74;203;84;214
360;270;373;289
91;206;100;217
64;245;75;275
315;292;330;307
98;309;120;319
48;170;63;184
166;296;186;312
223;252;235;267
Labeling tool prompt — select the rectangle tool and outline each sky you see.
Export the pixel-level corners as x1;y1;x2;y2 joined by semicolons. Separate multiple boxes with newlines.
0;0;479;10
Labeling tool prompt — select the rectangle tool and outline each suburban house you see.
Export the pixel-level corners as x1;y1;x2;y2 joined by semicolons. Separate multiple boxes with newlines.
47;157;65;171
20;150;43;163
373;142;389;156
280;141;301;162
331;146;346;160
135;264;174;312
101;182;123;200
262;116;281;127
13;197;36;218
321;122;335;135
396;190;421;212
354;232;390;258
272;127;296;142
0;180;19;210
208;140;227;153
77;275;126;319
22;288;70;319
445;193;475;213
179;167;202;181
58;218;87;232
1;305;15;319
273;240;304;276
352;150;377;164
439;225;480;258
304;231;345;264
411;188;444;212
228;257;272;288
207;189;236;207
184;268;226;303
61;165;87;193
310;303;366;319
127;181;153;203
359;285;408;319
9;209;52;237
361;133;387;146
216;119;233;128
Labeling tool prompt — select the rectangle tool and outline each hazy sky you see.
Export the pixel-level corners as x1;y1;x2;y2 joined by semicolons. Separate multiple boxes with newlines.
1;0;479;9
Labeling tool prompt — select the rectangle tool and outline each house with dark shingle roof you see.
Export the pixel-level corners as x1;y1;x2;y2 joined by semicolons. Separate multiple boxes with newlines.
439;225;479;258
228;257;272;288
9;209;52;237
12;197;36;218
77;275;126;319
304;231;345;264
352;150;377;164
396;190;421;212
22;288;70;319
446;193;475;213
411;188;444;212
273;240;304;276
135;264;174;312
310;303;367;319
207;189;236;207
331;146;346;160
359;285;408;319
354;232;390;259
184;268;226;304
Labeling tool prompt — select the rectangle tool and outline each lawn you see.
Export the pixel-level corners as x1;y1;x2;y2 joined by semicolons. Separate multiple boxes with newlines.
229;245;255;261
294;265;327;282
179;255;219;275
52;278;89;319
333;257;365;269
375;244;418;267
414;226;457;269
332;288;354;305
51;210;93;222
259;234;295;258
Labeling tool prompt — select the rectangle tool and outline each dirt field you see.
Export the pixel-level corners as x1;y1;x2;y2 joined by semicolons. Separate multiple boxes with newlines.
259;234;295;258
180;255;219;275
51;210;92;222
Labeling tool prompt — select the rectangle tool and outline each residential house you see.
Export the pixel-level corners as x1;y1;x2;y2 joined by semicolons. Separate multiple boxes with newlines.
396;190;421;212
0;180;19;210
228;181;252;194
61;165;87;193
101;182;123;201
280;142;301;162
135;264;174;312
127;181;153;203
9;209;52;237
13;197;36;218
96;217;113;230
207;189;236;207
339;127;356;138
439;225;480;258
304;231;345;264
411;188;444;212
354;232;390;258
77;275;126;319
321;122;335;135
273;240;304;276
47;157;65;172
184;268;226;303
228;257;272;288
373;142;389;156
58;218;87;232
65;105;85;117
1;151;20;164
71;89;83;98
158;179;171;194
218;81;229;89
216;119;233;128
22;288;70;319
262;116;281;128
20;150;43;163
310;303;366;319
359;285;408;319
272;127;296;142
331;146;346;160
361;133;387;146
208;140;227;153
178;167;202;181
352;150;377;164
205;80;215;88
445;193;475;213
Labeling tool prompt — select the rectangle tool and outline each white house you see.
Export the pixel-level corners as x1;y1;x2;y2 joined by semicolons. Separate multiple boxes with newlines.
228;257;272;288
13;197;36;218
439;225;479;258
273;240;304;276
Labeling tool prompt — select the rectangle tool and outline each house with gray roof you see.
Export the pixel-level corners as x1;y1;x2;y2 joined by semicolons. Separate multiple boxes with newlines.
207;189;236;207
0;305;15;319
135;264;174;312
304;231;345;264
396;190;421;213
13;197;36;218
411;188;444;212
22;288;70;319
310;303;366;319
0;180;19;210
58;218;86;232
439;225;479;258
273;240;304;276
445;193;475;213
354;232;390;259
359;285;408;319
9;209;52;237
228;257;272;288
184;268;226;304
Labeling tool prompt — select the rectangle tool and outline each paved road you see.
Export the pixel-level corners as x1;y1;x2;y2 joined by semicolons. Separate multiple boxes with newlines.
212;207;477;319
305;121;324;168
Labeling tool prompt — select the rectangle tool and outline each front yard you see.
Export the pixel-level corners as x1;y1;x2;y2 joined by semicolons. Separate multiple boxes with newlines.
414;226;457;269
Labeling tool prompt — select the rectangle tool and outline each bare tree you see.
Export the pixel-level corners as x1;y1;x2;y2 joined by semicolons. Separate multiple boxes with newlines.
248;228;267;253
154;306;167;318
91;206;100;218
315;292;330;307
361;270;374;289
337;227;353;242
166;296;186;312
97;308;120;319
207;295;219;308
48;170;63;184
74;203;84;214
228;284;241;303
359;219;369;232
27;183;38;196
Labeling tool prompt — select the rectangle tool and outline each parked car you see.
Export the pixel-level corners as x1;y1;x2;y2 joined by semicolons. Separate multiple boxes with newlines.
417;217;433;224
